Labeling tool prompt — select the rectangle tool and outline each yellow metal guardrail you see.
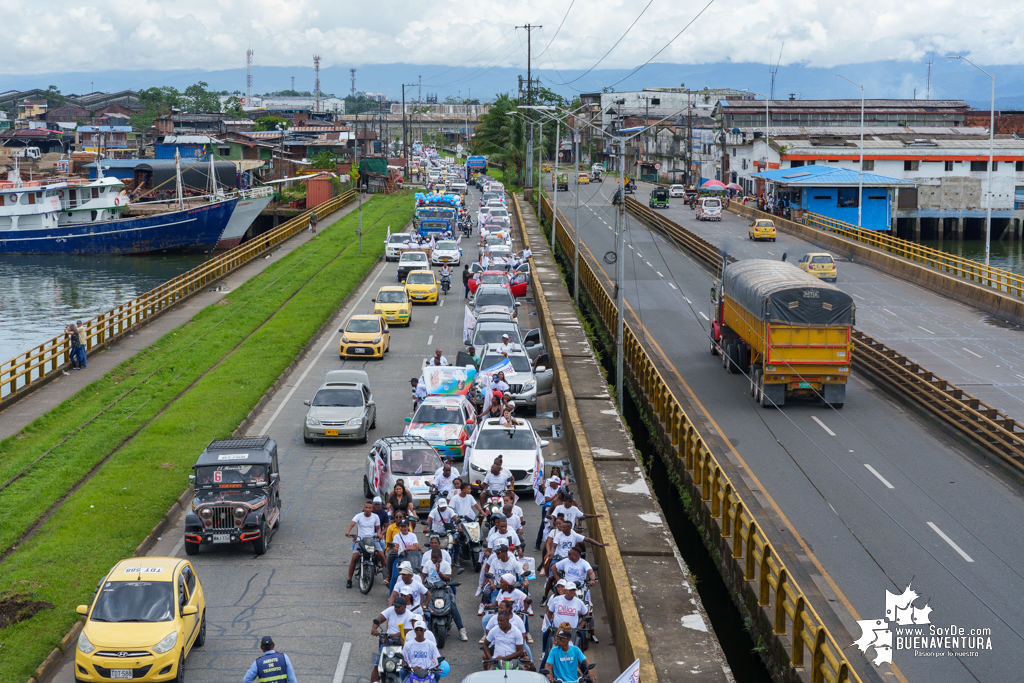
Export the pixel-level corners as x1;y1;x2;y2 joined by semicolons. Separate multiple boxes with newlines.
539;194;865;683
802;209;1024;297
1;191;356;403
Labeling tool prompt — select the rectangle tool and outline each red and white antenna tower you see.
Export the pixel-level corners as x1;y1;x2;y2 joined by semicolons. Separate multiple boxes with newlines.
246;48;253;102
313;54;322;113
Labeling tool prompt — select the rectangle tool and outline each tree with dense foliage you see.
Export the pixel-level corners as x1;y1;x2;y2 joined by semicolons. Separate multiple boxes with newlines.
180;81;221;113
254;116;290;131
472;94;525;185
43;85;66;109
223;96;245;117
130;86;180;129
310;150;343;169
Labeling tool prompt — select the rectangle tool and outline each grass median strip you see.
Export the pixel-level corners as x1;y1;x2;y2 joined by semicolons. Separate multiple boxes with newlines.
0;195;412;683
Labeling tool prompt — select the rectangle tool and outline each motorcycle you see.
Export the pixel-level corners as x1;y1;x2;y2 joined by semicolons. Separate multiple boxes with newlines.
482;494;504;535
538;663;597;683
374;633;405;683
456;515;483;572
404;661;449;683
440;274;451;295
461;221;472;237
425;579;461;648
353;535;382;594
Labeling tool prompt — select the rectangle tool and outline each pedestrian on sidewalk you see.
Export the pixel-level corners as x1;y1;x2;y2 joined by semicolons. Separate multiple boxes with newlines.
65;322;81;370
74;321;88;369
309;212;318;233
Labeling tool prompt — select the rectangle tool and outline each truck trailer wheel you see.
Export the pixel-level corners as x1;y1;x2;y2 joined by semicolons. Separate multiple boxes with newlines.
727;343;741;374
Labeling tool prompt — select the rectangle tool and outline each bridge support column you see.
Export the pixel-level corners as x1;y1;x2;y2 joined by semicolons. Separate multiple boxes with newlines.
1015;218;1022;242
954;217;963;241
936;217;943;244
912;217;921;242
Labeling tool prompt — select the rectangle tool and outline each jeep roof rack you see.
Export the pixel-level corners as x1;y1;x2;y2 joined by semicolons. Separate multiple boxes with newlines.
207;436;273;450
379;435;434;447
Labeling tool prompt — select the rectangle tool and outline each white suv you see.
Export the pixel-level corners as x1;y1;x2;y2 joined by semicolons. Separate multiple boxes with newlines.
465;418;549;492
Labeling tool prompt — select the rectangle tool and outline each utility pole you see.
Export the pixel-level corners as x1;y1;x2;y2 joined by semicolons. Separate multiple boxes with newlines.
574;126;581;306
402;83;417;181
516;23;542;188
616;135;626;413
687;90;693;186
355;117;363;253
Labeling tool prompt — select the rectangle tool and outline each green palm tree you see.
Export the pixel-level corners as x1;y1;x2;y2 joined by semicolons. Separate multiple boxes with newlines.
474;94;526;185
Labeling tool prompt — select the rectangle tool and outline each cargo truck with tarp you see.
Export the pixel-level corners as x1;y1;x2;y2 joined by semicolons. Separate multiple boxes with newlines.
711;259;854;409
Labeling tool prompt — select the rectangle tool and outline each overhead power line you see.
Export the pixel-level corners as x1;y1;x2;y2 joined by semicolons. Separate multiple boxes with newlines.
535;0;575;60
550;0;655;86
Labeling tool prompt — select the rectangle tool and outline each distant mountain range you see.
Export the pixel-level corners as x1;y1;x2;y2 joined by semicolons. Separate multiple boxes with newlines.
3;60;1022;110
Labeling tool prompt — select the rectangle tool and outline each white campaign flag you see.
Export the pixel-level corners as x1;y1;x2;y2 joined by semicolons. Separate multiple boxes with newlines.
531;443;545;504
612;660;640;683
463;306;477;344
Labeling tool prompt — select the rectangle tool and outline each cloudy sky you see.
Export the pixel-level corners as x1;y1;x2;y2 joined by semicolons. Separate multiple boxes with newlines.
3;0;1020;77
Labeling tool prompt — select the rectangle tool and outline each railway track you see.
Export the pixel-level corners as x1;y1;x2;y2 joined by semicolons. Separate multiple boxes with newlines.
625;197;1024;478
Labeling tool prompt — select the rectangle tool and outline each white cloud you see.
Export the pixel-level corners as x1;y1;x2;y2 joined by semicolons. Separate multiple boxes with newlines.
1;0;1021;76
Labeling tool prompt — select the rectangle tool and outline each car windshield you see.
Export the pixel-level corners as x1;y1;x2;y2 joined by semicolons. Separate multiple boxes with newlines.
756;221;773;227
390;448;442;475
474;325;521;345
388;235;410;244
346;319;380;333
195;464;267;486
436;241;457;250
407;272;435;284
90;581;175;623
703;199;721;208
403;253;428;262
476;292;514;309
485;237;506;246
489;210;509;218
811;256;834;264
377;290;407;304
481;274;507;285
313;388;364;407
413;404;463;424
481;354;532;373
475;428;536;451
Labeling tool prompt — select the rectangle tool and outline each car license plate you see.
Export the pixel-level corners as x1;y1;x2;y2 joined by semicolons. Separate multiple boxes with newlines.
354;348;367;353
799;382;811;388
325;429;339;436
387;316;395;321
110;670;132;679
213;534;231;544
419;499;430;507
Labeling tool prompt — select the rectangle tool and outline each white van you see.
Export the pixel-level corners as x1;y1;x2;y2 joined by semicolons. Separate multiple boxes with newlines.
696;197;723;221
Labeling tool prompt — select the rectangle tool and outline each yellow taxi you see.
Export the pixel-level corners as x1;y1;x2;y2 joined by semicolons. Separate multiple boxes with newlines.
404;269;439;305
749;218;777;242
373;285;412;326
338;314;390;359
577;172;590;185
797;252;838;283
75;557;205;683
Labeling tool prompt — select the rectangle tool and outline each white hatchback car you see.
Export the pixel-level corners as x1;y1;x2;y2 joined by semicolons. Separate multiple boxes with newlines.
465;418;550;492
431;239;462;266
669;184;686;198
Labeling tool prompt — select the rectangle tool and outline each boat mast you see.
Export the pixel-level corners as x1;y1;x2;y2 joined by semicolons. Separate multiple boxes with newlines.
208;148;217;198
175;148;184;210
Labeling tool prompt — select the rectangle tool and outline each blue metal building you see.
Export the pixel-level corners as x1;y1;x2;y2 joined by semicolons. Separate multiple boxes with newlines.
751;164;914;231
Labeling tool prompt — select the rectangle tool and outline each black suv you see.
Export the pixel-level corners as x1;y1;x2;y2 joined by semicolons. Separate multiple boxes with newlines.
184;437;282;555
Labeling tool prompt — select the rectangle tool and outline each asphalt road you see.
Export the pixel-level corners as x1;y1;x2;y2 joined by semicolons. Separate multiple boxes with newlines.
48;184;619;683
553;173;1024;683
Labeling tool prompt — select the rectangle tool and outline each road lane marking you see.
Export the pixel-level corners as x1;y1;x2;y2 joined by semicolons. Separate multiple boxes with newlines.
170;536;185;557
962;347;982;358
851;293;866;300
683;296;690;303
628;244;634;249
656;271;664;277
433;315;439;324
427;335;433;346
439;299;444;307
259;257;388;435
863;464;895;489
669;283;678;290
811;416;836;436
882;307;897;316
917;325;935;335
927;522;975;562
332;642;352;683
698;311;709;320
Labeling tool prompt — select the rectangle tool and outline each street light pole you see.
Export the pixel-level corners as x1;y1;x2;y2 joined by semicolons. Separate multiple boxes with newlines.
574;129;580;306
949;55;996;265
551;115;560;251
837;75;865;228
537;118;544;220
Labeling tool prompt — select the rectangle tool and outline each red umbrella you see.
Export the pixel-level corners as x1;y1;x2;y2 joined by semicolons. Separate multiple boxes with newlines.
700;179;726;191
725;182;742;191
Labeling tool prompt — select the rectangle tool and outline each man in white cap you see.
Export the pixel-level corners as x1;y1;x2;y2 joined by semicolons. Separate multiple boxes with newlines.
495;572;532;643
402;618;442;673
371;495;389;531
544;581;588;652
498;333;514;357
389;562;428;613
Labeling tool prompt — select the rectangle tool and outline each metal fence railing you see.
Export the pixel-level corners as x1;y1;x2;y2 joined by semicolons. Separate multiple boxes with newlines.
801;209;1024;298
1;191;356;404
539;194;865;683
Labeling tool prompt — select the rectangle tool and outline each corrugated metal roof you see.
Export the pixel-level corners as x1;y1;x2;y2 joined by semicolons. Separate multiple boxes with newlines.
751;164;913;186
737;126;989;137
783;138;1024;153
159;135;219;144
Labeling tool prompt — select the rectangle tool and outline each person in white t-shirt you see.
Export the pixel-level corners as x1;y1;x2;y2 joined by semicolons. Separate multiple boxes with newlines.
402;619;442;672
489;574;533;642
389;565;428;611
503;492;525;528
419;545;469;642
497;334;514;357
502;504;523;535
550;491;601;531
428;348;449;367
482;611;526;670
430;458;459;503
426;497;459;535
541;517;603;579
486;517;521;554
480;460;513;502
389;518;422;593
555;547;595;590
345;501;385;589
544;582;588;652
372;596;416;638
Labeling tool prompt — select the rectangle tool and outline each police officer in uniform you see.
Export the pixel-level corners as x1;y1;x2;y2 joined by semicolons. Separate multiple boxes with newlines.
243;636;298;683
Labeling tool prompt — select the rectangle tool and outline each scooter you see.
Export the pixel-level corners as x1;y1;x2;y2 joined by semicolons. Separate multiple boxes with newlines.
456;515;483;572
425;579;461;648
374;633;405;683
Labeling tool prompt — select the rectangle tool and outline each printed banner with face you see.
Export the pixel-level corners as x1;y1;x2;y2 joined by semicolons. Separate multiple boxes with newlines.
463;306;477;343
423;366;477;396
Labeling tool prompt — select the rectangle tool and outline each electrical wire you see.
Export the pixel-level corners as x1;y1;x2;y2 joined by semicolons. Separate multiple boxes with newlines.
427;37;525;89
603;0;717;89
544;0;655;86
422;26;518;84
535;0;575;60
